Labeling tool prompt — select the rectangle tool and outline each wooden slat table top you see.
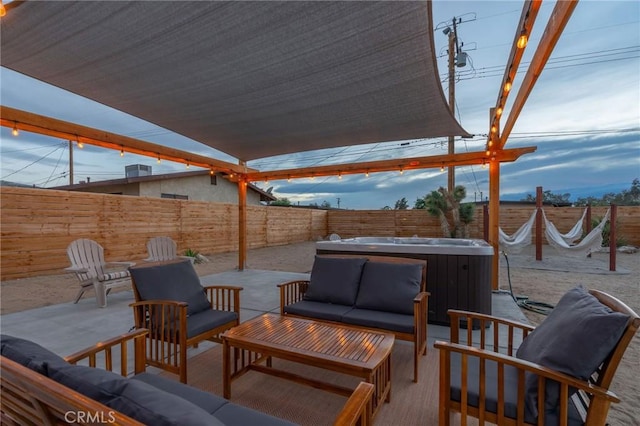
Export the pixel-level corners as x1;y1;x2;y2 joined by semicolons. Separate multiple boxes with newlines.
223;314;395;370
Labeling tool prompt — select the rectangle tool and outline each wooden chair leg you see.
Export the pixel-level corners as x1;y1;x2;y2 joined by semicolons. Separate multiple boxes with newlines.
73;287;86;304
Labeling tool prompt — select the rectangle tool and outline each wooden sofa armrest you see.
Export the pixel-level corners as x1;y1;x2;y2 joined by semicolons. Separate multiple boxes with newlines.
203;285;243;313
332;381;375;426
447;309;536;356
65;329;148;377
0;357;145;426
278;280;310;314
434;340;620;425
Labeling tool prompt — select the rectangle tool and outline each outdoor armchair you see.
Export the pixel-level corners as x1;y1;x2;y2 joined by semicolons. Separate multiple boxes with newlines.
66;238;135;308
129;259;242;383
144;236;193;263
435;287;639;426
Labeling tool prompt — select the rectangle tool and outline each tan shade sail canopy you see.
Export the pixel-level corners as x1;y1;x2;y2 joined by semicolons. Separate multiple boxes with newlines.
1;1;469;163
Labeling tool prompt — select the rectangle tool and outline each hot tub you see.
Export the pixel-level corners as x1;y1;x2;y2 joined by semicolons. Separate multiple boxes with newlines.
316;237;494;326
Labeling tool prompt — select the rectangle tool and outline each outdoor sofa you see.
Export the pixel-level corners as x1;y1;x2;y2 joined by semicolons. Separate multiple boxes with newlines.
279;254;429;382
0;330;374;426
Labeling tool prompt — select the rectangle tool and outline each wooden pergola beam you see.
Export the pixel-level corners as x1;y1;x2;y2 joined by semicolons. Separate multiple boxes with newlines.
0;106;255;175
499;0;579;147
245;147;536;182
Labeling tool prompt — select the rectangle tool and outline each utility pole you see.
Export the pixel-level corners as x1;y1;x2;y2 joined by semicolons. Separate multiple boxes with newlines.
442;15;473;193
447;22;456;193
336;197;341;209
68;140;74;185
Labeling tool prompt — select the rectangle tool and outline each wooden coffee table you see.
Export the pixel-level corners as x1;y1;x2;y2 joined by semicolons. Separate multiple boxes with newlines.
221;313;395;419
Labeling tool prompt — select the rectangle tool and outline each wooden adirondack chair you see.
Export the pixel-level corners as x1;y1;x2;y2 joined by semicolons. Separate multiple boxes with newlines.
144;236;194;263
66;239;135;308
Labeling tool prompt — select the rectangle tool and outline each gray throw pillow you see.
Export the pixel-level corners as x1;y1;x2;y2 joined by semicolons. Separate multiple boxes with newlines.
130;259;211;315
303;256;367;306
0;334;66;375
516;285;629;418
355;261;422;315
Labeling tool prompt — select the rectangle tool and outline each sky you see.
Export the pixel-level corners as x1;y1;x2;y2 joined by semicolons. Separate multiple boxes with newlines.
1;1;638;210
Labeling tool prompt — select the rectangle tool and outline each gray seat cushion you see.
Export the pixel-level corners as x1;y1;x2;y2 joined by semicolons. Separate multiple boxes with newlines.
213;402;297;426
47;362;128;405
516;285;629;417
130;259;211;315
107;379;224;425
303;256;367;306
341;308;414;334
132;372;229;414
0;334;66;375
355;261;421;315
284;300;354;322
449;353;583;426
131;373;295;426
186;309;238;339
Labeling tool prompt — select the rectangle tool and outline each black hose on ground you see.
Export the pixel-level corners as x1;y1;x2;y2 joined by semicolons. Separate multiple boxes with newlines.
502;251;555;316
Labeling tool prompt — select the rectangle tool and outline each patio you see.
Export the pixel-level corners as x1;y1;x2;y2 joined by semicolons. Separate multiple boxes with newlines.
1;267;528;425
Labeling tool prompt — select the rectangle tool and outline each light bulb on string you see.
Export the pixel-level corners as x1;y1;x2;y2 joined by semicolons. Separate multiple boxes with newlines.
12;123;19;136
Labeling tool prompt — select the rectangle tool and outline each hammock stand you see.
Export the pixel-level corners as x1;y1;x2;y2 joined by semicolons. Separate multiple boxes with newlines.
542;208;611;258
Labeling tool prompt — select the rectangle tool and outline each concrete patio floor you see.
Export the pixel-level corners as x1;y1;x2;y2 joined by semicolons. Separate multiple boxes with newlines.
0;269;529;363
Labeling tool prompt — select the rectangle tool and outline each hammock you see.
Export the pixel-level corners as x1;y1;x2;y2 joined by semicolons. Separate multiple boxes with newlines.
543;208;610;258
557;207;588;244
499;209;537;254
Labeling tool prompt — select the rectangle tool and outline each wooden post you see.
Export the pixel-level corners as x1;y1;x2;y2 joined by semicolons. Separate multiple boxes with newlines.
587;204;592;258
238;177;247;271
536;186;543;261
483;204;489;242
610;204;617;272
488;159;500;290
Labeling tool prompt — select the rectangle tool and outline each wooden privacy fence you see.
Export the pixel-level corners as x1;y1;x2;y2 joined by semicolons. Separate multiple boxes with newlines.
327;206;639;244
0;187;327;280
1;187;639;280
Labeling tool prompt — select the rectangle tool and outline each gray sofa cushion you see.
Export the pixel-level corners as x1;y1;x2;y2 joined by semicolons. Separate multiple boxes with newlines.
130;259;211;315
516;285;629;417
449;353;583;426
341;308;414;334
47;362;127;405
0;334;66;375
355;261;421;315
283;301;354;322
108;379;224;425
132;372;228;414
213;402;297;426
186;309;238;339
303;256;367;306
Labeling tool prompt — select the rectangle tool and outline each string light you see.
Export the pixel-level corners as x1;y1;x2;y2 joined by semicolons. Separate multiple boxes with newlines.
11;123;18;136
338;172;342;180
77;141;84;149
0;2;6;17
365;171;369;178
120;149;124;157
287;176;291;182
491;125;497;134
481;159;487;169
157;157;161;164
399;168;404;175
210;169;215;175
504;78;512;93
440;163;445;172
517;30;528;49
496;107;503;117
186;163;190;169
